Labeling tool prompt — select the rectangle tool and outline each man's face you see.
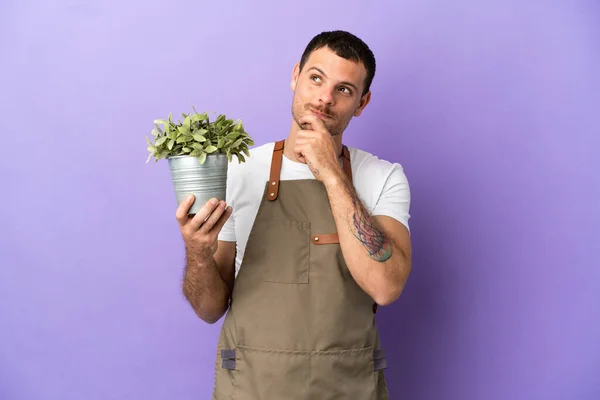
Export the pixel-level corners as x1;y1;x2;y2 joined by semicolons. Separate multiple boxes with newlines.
290;46;371;137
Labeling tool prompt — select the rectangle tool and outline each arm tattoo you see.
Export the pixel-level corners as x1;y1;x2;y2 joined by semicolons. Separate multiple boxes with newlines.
346;185;393;262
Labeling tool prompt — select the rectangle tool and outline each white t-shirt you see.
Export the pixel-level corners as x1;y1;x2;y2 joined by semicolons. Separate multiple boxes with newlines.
218;142;411;277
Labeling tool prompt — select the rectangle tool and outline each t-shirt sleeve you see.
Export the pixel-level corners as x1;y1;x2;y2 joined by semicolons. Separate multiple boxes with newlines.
372;163;411;232
218;212;236;242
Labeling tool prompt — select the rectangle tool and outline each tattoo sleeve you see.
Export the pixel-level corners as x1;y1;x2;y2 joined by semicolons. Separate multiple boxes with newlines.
345;183;393;262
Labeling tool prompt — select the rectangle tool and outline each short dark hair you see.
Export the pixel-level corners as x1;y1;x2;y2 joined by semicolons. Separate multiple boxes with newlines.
298;30;376;96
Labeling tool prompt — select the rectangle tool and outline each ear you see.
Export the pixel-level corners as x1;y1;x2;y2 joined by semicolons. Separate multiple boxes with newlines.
290;62;301;91
353;91;371;117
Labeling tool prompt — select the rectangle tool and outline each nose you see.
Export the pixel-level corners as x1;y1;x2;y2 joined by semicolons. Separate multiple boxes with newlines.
318;85;335;106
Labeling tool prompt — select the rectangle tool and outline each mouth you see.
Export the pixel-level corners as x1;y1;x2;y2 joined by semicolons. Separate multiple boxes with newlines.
310;108;333;119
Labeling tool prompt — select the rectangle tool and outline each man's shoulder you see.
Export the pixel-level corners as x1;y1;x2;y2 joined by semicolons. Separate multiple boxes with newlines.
230;141;274;167
227;141;275;180
348;146;404;174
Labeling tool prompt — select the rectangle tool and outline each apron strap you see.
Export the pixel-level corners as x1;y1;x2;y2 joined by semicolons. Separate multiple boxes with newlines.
268;140;352;201
267;140;285;201
342;145;353;183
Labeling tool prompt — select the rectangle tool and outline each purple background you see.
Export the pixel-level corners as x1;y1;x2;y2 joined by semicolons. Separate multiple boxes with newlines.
1;1;598;399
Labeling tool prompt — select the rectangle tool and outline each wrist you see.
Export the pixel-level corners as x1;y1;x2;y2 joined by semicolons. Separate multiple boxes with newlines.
323;170;347;189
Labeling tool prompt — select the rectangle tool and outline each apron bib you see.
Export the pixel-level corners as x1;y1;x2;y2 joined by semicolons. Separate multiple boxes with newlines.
212;140;389;399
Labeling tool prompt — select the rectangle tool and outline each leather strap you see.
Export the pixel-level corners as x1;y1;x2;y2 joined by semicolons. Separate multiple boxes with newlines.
268;140;352;201
267;140;285;201
342;145;352;183
311;234;340;245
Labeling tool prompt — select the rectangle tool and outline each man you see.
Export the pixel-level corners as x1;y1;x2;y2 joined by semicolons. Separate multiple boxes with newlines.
176;30;411;399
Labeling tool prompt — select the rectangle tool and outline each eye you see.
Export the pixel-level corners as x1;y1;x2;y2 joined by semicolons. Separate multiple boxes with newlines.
311;75;322;83
339;86;352;95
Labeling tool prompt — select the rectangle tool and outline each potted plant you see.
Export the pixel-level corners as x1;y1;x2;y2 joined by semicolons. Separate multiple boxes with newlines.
146;107;254;214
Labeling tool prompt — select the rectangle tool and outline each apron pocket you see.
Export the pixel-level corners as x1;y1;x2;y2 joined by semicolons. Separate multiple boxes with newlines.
259;219;311;284
233;345;309;399
309;346;377;399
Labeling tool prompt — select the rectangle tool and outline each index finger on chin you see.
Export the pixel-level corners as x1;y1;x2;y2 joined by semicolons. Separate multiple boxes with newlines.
298;113;325;130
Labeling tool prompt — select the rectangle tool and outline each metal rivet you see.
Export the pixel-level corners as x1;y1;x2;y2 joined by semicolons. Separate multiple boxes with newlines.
272;181;276;186
270;193;275;197
314;237;319;242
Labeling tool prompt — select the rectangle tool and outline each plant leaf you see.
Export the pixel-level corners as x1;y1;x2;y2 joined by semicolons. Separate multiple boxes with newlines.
192;134;207;142
197;152;207;164
154;136;168;146
204;145;218;153
167;139;175;150
225;132;240;141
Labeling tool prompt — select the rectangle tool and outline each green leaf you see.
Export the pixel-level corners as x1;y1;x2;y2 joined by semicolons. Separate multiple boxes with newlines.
217;138;225;149
182;147;192;153
191;111;208;121
226;149;232;163
232;138;244;148
242;147;250;157
176;136;188;144
154;136;168;146
167;139;175;150
192;134;207;142
225;132;240;141
197;152;207;164
204;145;218;153
236;154;246;163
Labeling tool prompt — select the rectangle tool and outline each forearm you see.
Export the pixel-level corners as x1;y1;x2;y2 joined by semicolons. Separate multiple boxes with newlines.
325;175;410;305
182;250;230;324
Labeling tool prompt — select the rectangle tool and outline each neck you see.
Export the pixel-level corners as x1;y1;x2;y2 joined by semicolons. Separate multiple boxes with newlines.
283;120;344;162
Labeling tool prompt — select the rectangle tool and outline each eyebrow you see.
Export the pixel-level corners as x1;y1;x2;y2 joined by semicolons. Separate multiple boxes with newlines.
308;66;359;92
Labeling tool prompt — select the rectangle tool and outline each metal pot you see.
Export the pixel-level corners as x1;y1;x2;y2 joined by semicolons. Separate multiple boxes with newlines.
167;154;228;215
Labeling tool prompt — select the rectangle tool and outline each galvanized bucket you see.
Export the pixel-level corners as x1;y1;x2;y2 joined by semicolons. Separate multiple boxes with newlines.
167;154;228;215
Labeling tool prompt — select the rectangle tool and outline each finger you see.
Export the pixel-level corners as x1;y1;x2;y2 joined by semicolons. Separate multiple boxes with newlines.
294;136;313;147
298;114;327;132
294;143;309;164
187;198;220;231
176;194;196;226
198;200;228;233
211;205;233;234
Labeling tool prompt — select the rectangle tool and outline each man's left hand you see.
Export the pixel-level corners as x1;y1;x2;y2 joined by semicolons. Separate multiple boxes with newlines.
294;114;344;185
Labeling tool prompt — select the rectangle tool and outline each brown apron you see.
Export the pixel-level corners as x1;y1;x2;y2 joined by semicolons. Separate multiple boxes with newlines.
212;140;389;399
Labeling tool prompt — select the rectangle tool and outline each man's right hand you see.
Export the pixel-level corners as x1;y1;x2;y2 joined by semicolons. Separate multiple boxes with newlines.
175;195;233;263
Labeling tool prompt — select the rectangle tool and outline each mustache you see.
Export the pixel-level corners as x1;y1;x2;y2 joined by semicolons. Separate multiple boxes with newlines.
307;105;334;118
